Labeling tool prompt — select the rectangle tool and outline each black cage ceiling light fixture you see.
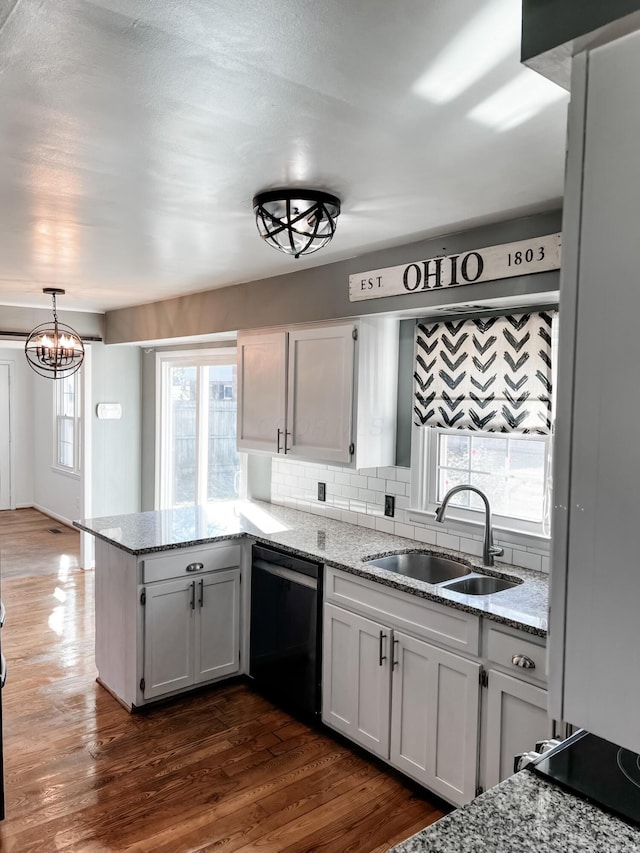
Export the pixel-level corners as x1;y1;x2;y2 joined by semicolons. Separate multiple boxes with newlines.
252;189;341;258
25;288;85;379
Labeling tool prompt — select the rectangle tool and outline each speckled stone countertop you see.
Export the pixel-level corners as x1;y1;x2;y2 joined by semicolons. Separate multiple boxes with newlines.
75;500;548;636
387;769;640;852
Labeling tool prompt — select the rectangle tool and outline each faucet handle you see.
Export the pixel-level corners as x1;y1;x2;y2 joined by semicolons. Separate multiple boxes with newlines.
434;505;443;522
489;545;504;557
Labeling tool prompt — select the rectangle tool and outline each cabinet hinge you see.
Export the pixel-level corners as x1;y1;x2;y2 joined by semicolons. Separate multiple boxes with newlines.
475;786;484;797
349;442;355;456
479;669;488;688
140;677;145;692
140;589;146;606
352;327;358;341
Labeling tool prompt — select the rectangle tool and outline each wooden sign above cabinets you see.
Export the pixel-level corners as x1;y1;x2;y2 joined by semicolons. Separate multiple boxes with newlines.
349;233;561;302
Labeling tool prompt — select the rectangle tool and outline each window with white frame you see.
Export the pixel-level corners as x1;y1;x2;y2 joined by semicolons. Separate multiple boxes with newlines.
54;372;81;474
411;311;557;538
157;349;244;509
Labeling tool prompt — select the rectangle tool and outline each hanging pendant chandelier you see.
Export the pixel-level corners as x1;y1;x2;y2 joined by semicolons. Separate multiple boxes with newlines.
25;288;85;379
253;189;341;258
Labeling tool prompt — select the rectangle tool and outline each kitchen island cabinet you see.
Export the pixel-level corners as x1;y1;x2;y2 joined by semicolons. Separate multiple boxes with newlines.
93;537;241;710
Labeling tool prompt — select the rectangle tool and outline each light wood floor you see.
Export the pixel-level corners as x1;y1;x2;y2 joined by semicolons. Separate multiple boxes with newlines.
0;509;445;852
0;508;80;579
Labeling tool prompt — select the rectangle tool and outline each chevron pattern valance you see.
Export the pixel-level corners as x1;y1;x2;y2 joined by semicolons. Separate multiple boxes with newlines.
413;312;555;434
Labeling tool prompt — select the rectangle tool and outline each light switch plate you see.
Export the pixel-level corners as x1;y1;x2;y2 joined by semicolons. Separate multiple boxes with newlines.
318;482;326;502
384;494;395;517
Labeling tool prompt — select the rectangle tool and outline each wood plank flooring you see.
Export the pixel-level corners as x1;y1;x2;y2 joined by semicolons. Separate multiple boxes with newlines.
0;508;80;579
0;509;445;852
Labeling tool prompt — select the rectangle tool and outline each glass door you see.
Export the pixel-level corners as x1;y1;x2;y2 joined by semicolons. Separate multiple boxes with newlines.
158;350;242;508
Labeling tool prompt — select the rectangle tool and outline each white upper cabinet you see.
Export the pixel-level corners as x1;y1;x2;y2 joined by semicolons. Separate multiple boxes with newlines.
550;31;640;753
237;331;287;454
237;318;398;467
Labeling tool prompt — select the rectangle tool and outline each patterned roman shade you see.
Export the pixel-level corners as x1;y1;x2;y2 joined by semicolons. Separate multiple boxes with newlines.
413;312;555;434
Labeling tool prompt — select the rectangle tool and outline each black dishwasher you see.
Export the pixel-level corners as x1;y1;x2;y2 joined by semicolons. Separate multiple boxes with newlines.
249;544;322;717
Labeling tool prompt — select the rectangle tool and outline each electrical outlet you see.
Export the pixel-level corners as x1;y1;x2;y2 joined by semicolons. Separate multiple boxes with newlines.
384;494;395;517
318;482;326;502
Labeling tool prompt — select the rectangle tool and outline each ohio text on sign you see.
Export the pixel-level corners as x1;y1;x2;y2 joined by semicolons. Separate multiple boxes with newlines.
348;233;562;302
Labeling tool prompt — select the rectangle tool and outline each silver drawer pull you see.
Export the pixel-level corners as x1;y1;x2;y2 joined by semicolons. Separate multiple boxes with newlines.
186;562;204;573
1;653;7;688
0;601;5;628
512;654;535;670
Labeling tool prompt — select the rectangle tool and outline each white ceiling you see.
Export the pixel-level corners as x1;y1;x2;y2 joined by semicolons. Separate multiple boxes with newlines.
0;0;569;314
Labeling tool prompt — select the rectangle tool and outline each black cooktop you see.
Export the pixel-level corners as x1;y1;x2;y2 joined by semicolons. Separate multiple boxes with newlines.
531;730;640;827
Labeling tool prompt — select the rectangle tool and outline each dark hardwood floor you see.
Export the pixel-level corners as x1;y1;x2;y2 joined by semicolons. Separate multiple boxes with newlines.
0;509;445;852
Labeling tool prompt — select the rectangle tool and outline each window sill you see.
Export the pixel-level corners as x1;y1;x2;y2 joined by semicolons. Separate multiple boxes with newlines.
50;466;81;480
407;507;551;554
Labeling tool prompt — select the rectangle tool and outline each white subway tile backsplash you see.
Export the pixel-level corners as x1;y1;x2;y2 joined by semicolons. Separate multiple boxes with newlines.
510;550;542;572
436;531;461;550
350;474;368;488
394;522;415;539
271;459;547;574
413;526;438;545
375;517;396;534
386;480;405;496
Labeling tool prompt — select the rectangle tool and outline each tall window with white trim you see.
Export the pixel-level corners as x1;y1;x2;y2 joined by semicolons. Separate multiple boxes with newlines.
158;349;243;508
54;372;81;474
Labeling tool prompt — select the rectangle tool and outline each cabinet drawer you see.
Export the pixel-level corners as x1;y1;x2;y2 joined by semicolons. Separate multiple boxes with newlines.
325;567;479;655
486;626;547;681
142;543;241;583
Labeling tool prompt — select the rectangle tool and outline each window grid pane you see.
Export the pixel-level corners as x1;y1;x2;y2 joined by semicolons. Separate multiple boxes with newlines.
436;432;546;523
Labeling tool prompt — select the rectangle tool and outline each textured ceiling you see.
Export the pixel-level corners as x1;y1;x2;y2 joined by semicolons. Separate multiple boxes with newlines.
0;0;569;313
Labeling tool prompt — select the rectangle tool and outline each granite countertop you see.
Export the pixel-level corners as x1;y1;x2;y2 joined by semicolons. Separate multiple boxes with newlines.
387;770;640;852
75;500;548;636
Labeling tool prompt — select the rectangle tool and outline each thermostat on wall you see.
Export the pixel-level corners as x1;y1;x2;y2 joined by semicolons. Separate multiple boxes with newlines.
96;403;123;420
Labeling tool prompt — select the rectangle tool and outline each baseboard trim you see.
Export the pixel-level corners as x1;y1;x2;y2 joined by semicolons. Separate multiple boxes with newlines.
32;504;76;531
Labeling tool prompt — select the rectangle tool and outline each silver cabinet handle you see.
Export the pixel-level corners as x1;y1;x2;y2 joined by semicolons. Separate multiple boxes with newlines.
284;431;291;454
379;630;387;666
186;562;204;573
0;601;5;628
1;653;6;688
277;428;283;453
190;580;196;610
199;578;204;608
392;637;399;670
512;654;535;669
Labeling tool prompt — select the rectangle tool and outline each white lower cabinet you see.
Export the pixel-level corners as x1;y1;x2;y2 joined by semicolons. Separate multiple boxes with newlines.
322;603;391;758
143;569;240;701
323;602;480;806
322;567;550;806
390;631;481;804
483;670;549;789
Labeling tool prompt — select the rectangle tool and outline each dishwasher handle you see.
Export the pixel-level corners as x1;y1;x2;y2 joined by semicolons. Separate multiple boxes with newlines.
253;558;318;590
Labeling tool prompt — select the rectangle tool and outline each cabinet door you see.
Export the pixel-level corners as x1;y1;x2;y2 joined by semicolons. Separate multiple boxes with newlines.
390;632;481;806
194;569;240;684
143;579;195;700
322;603;391;758
237;331;286;454
484;669;550;789
287;325;355;463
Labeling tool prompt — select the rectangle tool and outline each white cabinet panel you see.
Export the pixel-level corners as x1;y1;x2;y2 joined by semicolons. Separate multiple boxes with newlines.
237;331;286;454
322;603;391;759
484;670;549;789
287;325;354;463
390;632;481;806
143;579;194;700
195;569;240;683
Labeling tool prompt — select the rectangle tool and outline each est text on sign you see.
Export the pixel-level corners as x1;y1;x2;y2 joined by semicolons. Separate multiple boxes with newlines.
348;233;561;302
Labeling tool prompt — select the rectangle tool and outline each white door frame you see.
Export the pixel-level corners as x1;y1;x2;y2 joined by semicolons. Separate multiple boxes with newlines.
80;345;93;569
0;360;15;510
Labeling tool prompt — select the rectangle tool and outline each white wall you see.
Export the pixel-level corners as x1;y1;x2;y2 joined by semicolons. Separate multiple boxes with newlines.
0;346;34;507
31;363;83;525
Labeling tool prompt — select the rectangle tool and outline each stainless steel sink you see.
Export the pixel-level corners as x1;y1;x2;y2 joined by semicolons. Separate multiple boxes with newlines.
442;575;520;596
364;552;471;585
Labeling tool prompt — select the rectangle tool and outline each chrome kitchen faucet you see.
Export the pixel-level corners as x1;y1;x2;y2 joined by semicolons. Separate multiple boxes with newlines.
434;485;504;567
